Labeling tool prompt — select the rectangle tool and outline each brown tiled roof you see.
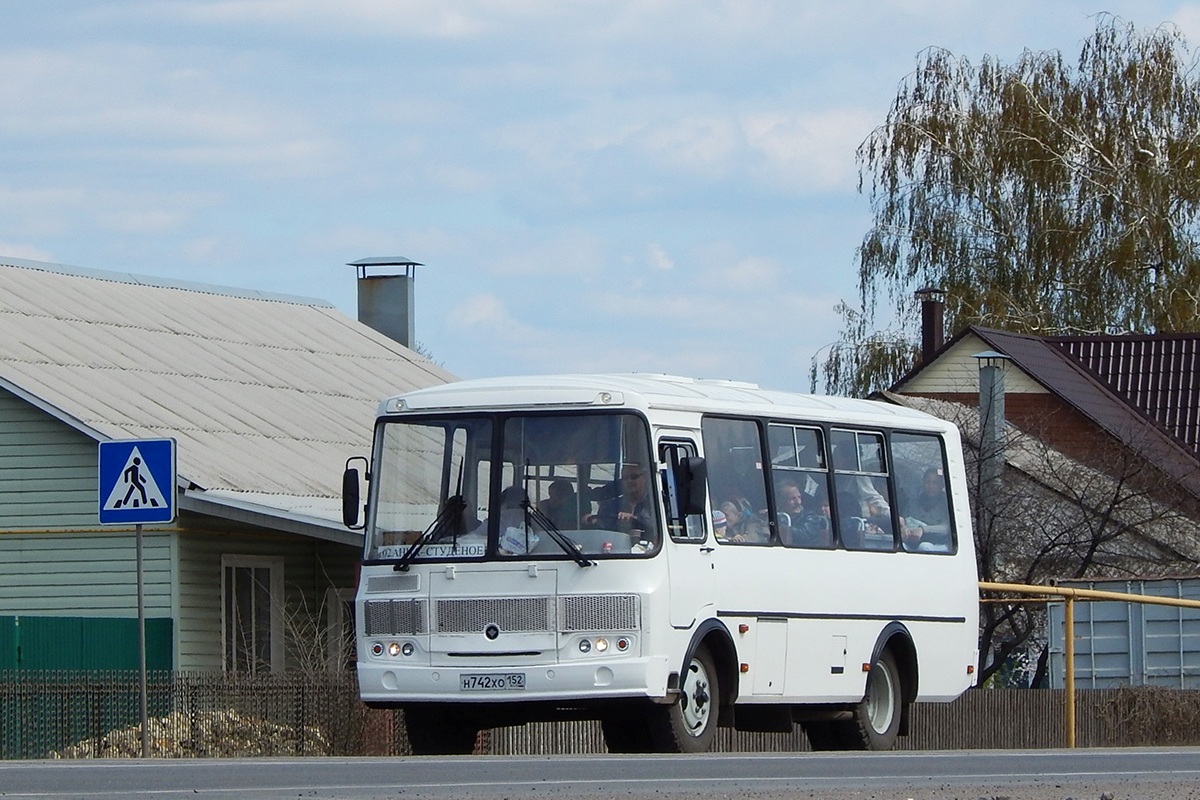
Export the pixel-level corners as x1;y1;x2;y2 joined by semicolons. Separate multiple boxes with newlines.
968;328;1200;500
1048;334;1200;457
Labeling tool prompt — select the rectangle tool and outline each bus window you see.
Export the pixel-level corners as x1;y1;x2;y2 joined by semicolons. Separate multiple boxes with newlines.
701;417;770;545
768;424;833;548
892;432;955;553
831;429;895;551
660;440;705;542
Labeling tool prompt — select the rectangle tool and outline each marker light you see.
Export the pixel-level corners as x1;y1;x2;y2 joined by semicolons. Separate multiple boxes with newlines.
616;638;630;652
578;639;592;653
371;642;384;656
401;642;415;657
594;638;609;652
387;642;402;657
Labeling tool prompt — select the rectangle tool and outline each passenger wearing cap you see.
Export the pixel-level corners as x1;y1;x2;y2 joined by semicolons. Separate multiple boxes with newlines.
712;508;728;539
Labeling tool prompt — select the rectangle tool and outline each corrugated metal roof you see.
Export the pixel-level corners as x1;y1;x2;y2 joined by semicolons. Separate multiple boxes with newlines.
1050;334;1200;457
0;257;455;530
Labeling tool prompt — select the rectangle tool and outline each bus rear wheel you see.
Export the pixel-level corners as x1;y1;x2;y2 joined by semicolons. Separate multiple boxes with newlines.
649;644;719;753
835;648;903;750
403;706;479;755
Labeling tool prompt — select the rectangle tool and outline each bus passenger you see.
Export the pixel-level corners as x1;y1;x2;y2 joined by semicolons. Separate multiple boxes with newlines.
719;498;769;544
590;463;654;537
712;508;728;539
776;479;832;548
900;468;951;552
540;478;580;530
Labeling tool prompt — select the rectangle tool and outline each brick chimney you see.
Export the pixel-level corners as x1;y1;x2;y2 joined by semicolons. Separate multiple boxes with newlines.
915;287;945;366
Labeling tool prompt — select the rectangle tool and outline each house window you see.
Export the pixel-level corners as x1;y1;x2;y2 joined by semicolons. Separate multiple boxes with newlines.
325;587;357;672
222;555;284;673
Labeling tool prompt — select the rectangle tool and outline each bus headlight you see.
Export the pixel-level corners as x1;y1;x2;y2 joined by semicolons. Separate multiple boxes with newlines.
387;642;402;657
401;642;415;657
578;639;591;653
594;638;609;652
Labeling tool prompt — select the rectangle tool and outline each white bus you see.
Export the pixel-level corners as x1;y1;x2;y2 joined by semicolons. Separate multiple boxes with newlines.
342;374;979;754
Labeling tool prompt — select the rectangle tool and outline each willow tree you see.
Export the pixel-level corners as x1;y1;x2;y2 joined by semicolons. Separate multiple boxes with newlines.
816;16;1200;396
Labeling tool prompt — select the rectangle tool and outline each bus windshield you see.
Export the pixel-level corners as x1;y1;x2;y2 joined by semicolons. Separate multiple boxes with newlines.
365;411;661;563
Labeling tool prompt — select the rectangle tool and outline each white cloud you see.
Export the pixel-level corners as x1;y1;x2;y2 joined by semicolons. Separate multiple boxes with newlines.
489;231;607;278
0;46;335;176
98;208;189;235
1169;5;1200;40
633;116;740;179
449;294;536;338
707;255;784;293
118;0;492;39
646;243;674;271
742;108;876;191
0;242;55;262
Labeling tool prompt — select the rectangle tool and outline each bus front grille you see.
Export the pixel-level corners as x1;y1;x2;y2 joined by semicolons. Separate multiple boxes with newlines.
436;597;556;633
364;599;427;635
367;594;641;636
560;594;640;632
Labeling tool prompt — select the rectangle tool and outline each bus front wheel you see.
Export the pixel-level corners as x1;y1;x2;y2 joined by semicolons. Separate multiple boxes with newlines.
650;644;719;753
600;715;654;753
403;706;479;755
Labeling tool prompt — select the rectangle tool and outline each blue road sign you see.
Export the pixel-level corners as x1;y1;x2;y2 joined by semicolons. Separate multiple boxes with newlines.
98;438;176;525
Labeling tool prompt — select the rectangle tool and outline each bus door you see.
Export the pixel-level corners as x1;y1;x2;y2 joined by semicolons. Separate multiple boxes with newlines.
659;438;715;629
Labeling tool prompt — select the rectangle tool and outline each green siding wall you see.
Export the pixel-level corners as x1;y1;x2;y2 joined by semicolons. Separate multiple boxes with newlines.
0;616;172;669
0;389;99;529
0;386;360;673
0;617;14;669
175;526;358;671
0;532;175;617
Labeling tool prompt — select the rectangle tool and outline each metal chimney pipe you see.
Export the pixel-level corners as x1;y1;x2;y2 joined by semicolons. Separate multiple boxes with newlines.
973;350;1010;538
348;256;424;348
915;287;945;365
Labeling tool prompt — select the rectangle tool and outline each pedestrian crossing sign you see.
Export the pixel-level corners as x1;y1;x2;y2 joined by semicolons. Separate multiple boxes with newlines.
98;438;176;525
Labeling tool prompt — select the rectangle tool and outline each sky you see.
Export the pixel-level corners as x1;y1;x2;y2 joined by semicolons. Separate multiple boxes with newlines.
3;1;1199;394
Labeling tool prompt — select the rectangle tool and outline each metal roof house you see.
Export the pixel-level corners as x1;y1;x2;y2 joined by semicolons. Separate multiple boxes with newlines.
0;257;455;672
884;323;1200;686
892;325;1200;514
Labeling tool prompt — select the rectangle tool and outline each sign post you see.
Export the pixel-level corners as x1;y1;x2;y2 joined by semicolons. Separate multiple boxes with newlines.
98;438;176;758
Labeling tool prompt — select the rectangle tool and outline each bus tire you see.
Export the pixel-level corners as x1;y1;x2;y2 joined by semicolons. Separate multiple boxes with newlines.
600;715;654;753
403;706;479;755
837;648;902;750
800;720;842;751
649;644;719;753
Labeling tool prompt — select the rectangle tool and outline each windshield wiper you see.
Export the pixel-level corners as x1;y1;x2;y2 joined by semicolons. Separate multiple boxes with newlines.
522;499;593;568
396;459;468;571
395;493;467;571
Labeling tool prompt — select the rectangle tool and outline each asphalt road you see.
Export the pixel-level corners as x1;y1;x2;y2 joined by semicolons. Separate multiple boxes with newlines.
2;749;1199;800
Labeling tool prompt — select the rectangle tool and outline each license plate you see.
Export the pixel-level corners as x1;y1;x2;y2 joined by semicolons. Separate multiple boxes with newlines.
460;672;526;691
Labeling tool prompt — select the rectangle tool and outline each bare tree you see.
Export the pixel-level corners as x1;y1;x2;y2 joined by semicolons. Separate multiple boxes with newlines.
895;395;1200;686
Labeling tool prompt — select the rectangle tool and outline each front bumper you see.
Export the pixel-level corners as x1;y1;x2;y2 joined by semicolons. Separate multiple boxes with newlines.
358;655;672;704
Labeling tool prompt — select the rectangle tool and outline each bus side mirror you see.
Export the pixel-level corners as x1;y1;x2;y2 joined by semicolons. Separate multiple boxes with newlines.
343;456;369;529
678;456;707;516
